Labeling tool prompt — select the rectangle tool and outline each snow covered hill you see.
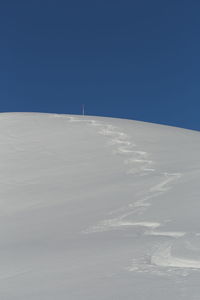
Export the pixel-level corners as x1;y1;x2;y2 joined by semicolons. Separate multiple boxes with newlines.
1;113;200;299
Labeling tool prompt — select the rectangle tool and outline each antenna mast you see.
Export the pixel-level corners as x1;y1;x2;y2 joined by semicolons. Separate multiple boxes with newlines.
82;104;85;116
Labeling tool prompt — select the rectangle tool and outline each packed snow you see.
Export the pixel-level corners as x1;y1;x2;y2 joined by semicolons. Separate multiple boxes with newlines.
1;112;200;299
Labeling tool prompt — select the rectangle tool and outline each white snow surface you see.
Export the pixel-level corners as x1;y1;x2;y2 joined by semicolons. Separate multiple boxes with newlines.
1;112;200;299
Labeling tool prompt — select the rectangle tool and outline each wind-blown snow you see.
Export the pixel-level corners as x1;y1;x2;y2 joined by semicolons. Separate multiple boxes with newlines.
1;113;200;299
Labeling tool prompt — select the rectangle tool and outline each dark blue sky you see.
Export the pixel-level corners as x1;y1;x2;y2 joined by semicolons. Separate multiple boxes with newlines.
1;0;200;130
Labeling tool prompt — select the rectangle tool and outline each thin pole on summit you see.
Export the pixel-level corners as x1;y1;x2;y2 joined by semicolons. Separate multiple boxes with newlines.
82;104;85;116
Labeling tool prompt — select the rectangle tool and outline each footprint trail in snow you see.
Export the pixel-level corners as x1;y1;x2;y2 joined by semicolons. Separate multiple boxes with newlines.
66;116;200;274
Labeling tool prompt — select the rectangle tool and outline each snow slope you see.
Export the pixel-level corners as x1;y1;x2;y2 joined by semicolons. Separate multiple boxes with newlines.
1;113;200;299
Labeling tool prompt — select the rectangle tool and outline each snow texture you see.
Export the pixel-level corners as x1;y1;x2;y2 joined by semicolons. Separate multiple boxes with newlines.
1;112;200;299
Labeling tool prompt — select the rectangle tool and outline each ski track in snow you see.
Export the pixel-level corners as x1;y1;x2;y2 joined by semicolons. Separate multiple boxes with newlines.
64;115;200;273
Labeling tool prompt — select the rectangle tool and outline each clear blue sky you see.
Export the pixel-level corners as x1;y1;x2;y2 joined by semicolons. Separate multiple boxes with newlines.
1;0;200;130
